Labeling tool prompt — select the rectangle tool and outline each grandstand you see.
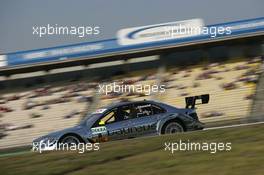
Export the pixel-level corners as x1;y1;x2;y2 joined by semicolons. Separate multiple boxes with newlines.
0;55;263;148
0;81;95;147
160;58;262;122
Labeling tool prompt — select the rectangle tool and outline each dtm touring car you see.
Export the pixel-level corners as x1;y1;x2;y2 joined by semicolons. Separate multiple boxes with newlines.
32;94;209;150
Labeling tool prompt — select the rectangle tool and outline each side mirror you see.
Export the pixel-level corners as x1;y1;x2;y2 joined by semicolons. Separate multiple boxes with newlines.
99;120;105;125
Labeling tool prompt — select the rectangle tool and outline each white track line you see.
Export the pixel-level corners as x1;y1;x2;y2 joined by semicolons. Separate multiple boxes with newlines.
204;121;264;130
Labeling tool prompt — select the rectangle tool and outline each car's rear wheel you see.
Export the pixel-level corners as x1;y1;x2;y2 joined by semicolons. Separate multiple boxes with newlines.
163;121;184;134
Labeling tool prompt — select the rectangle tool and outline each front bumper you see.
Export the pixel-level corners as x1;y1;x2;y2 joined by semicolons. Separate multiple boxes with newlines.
32;137;58;153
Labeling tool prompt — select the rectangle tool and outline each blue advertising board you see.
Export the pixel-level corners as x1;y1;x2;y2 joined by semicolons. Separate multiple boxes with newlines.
2;17;264;68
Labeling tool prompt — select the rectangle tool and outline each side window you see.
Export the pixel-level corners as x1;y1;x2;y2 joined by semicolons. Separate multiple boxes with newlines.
101;111;116;124
98;108;117;125
133;103;153;118
116;105;132;120
96;105;132;126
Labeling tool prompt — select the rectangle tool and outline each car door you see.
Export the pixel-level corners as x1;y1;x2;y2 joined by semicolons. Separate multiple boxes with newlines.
90;105;134;142
128;103;163;137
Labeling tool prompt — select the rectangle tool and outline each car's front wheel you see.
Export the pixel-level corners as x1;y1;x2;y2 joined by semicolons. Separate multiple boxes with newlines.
163;121;184;134
60;135;81;145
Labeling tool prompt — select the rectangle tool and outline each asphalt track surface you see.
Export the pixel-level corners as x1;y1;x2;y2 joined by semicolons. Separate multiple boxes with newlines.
0;121;264;158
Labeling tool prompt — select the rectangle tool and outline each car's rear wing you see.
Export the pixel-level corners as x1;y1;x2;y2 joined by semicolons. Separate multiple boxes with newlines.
185;94;209;109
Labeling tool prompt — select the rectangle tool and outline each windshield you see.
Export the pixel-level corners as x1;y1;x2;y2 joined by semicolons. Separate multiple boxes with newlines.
79;107;108;125
79;113;100;125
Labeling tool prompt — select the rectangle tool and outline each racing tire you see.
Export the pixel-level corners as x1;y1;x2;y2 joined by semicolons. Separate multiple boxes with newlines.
60;135;81;146
162;121;184;134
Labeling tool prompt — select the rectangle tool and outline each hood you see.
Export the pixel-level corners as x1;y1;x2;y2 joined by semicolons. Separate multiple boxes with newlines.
33;124;85;143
